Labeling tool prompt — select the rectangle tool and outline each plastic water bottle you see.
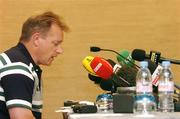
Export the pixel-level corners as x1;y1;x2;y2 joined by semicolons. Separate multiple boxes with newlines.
158;61;174;112
133;61;156;114
96;93;113;112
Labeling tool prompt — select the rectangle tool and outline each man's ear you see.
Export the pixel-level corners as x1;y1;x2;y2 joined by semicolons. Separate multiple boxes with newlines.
31;32;41;47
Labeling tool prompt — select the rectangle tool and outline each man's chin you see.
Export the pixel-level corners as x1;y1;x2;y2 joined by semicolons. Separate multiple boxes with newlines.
41;61;53;66
46;62;53;66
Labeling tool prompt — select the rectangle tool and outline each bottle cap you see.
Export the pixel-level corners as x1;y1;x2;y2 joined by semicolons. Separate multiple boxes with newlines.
140;61;148;68
162;61;170;67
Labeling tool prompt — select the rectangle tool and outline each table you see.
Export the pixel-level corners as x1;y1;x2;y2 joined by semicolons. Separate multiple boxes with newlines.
67;112;180;119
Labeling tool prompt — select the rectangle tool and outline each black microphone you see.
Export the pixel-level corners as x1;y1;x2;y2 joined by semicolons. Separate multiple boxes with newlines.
88;73;116;92
132;49;161;65
132;49;180;65
90;46;140;68
88;73;102;84
99;79;116;92
106;59;137;87
96;72;120;93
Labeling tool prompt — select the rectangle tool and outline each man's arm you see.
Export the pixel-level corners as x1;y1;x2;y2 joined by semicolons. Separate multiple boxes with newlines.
9;107;35;119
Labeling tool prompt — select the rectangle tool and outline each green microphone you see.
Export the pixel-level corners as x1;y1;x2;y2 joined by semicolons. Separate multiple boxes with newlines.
116;50;135;67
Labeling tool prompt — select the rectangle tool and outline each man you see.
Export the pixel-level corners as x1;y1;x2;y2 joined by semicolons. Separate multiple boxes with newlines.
0;11;69;119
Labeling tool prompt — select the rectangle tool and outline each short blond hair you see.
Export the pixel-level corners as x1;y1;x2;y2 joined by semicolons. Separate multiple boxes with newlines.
19;11;69;41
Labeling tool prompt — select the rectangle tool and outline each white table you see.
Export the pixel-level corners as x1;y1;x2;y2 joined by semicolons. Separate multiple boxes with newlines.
67;112;180;119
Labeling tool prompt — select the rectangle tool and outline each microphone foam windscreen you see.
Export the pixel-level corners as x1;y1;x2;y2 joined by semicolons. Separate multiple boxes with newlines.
131;49;146;61
106;59;136;87
117;50;135;67
114;65;138;87
99;79;114;91
82;56;97;76
90;57;113;79
88;73;102;84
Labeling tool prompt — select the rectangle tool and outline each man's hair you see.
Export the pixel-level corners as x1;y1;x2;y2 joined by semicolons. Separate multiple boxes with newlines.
19;11;69;41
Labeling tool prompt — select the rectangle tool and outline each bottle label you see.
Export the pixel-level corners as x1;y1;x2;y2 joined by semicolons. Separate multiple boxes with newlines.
152;65;163;86
136;82;152;93
158;82;174;92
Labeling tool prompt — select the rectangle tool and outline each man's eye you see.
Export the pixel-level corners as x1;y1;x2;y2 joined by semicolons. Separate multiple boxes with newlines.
54;43;59;46
53;42;60;46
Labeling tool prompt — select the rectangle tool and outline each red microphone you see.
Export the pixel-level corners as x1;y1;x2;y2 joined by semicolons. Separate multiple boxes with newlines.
90;56;113;79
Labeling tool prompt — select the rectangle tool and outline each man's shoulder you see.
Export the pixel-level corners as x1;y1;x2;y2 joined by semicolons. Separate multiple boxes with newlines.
0;52;35;81
5;46;26;62
1;47;32;63
0;48;32;74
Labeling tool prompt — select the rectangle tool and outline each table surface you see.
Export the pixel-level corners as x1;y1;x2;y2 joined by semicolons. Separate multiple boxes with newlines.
67;112;180;119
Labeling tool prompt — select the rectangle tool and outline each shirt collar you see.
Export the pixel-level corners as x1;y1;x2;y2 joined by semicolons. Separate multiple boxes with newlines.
17;42;42;73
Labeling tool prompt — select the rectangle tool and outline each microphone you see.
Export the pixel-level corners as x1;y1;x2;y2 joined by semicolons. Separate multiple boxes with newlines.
82;56;97;76
84;56;117;92
88;72;117;92
107;59;137;87
132;49;180;65
132;49;161;65
99;79;116;91
90;57;134;91
90;46;140;68
116;50;135;68
88;73;117;92
88;73;102;84
90;56;113;79
88;73;114;92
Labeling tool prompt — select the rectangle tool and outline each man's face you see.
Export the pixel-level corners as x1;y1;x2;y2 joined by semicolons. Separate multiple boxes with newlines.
37;24;64;66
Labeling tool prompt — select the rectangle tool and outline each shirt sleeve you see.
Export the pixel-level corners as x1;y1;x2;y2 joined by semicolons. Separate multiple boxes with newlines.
1;63;34;110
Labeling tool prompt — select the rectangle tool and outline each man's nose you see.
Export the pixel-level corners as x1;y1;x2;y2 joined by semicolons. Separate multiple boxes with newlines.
56;46;63;54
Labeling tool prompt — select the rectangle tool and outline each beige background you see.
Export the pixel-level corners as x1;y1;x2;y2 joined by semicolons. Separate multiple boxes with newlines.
0;0;180;119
